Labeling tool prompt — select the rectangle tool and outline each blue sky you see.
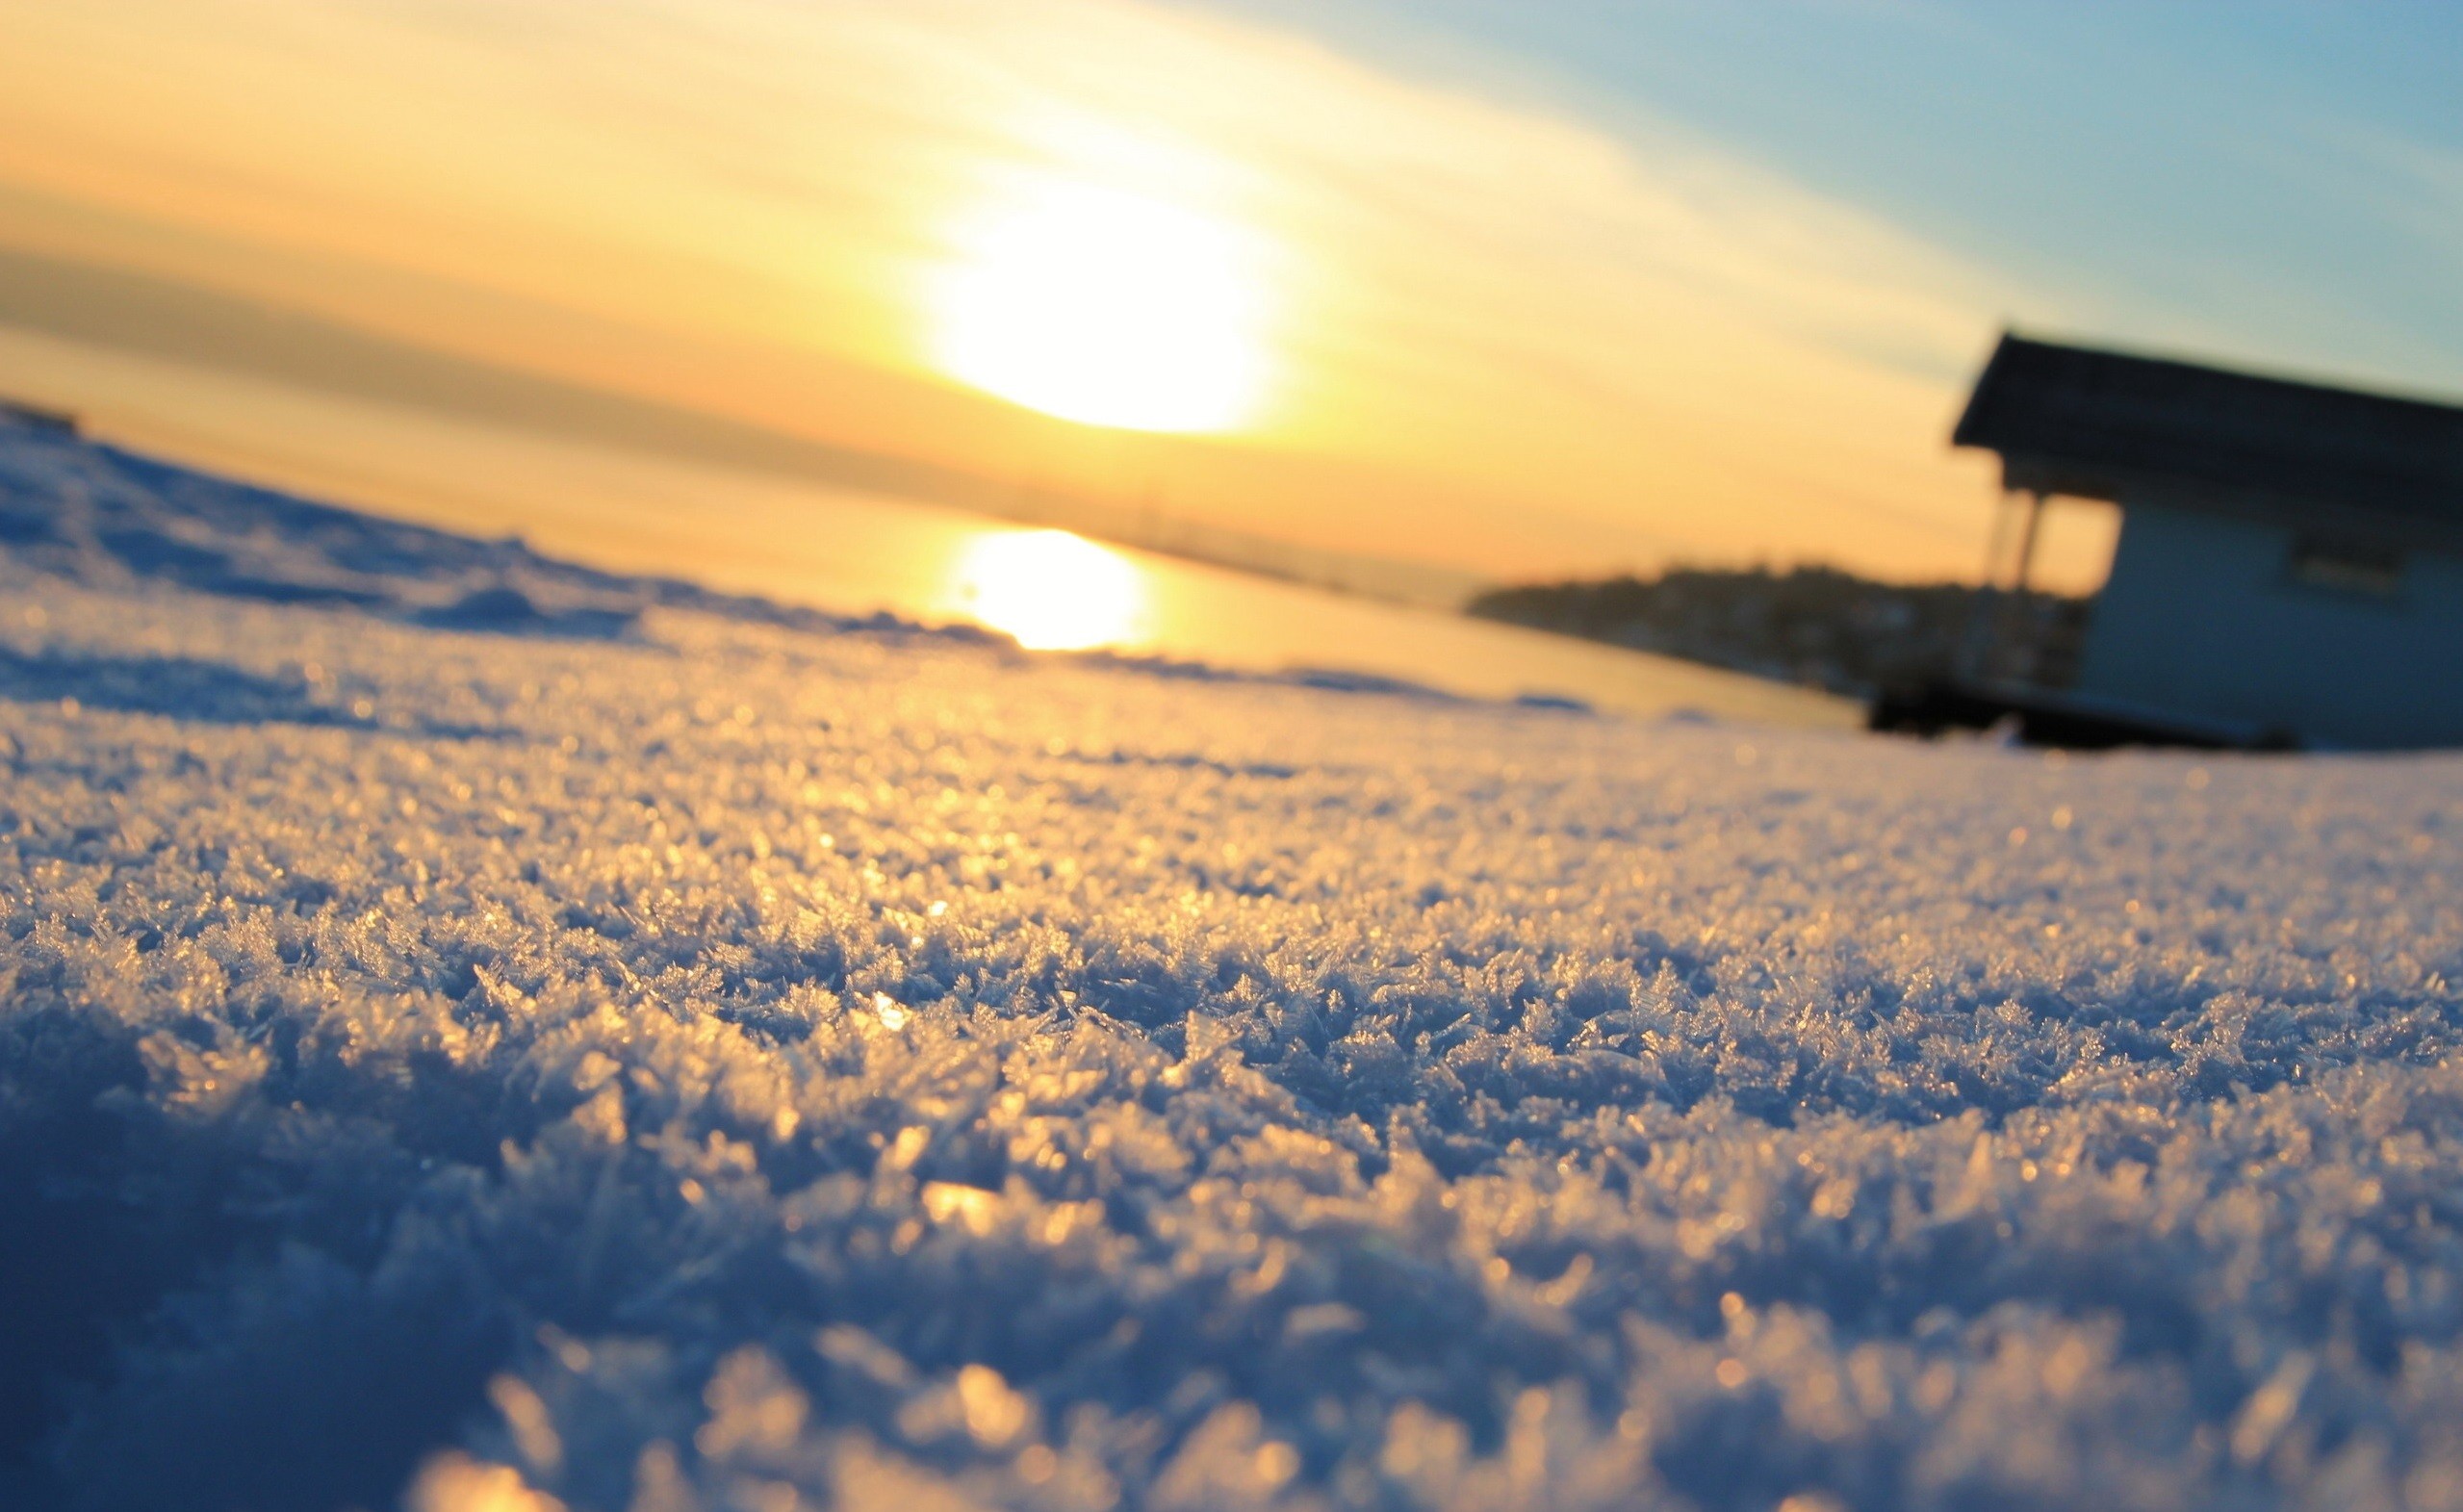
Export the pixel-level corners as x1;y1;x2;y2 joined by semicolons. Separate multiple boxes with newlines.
1202;0;2463;396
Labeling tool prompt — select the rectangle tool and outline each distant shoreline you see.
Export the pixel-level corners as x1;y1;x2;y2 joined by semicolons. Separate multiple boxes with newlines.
0;244;1483;613
1469;564;2089;700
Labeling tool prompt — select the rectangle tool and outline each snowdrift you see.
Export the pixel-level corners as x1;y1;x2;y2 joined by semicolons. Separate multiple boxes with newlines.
2;417;2460;1511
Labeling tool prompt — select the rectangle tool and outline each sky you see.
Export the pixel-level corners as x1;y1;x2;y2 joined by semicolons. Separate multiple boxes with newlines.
0;0;2455;591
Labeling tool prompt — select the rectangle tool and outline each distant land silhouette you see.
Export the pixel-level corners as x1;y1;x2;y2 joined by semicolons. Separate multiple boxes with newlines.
1471;564;2089;698
0;243;1479;608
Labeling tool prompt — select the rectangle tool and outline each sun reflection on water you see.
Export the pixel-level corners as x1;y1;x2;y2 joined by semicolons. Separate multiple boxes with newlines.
948;528;1148;651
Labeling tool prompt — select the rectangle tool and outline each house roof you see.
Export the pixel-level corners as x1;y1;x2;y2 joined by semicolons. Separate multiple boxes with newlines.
1953;334;2463;533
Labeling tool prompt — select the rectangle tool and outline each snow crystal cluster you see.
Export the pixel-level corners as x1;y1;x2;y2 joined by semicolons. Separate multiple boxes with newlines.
2;417;2460;1512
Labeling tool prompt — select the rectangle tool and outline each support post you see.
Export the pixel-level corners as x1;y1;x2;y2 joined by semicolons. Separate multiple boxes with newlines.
2010;489;2045;594
1999;490;2047;681
1958;491;2015;681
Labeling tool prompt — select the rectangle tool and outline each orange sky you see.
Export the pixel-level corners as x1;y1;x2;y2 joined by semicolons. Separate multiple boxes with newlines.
0;0;2119;588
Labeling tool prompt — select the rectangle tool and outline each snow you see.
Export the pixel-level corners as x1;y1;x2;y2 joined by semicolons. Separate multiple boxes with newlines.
2;415;2461;1511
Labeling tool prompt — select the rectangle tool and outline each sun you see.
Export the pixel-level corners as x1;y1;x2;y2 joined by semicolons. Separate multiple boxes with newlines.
927;178;1274;433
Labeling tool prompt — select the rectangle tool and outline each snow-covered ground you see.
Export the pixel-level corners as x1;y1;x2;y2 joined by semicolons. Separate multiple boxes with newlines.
3;415;2460;1512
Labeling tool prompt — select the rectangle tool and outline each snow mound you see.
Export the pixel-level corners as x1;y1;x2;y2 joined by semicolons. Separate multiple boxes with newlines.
2;416;2460;1511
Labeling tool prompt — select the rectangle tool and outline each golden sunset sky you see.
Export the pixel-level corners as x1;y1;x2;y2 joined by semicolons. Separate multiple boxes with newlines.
1;1;2455;590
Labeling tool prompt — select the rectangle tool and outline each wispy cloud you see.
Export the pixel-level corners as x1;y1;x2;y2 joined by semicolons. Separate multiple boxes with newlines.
0;0;2043;579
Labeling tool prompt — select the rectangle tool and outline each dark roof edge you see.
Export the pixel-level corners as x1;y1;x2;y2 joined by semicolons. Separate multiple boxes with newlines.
1959;330;2463;437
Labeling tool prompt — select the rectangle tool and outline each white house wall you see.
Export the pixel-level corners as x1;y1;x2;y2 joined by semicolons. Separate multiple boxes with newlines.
2076;499;2463;748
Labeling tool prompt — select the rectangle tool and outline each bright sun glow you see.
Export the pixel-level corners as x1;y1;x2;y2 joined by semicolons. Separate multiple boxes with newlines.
927;178;1274;433
949;528;1147;651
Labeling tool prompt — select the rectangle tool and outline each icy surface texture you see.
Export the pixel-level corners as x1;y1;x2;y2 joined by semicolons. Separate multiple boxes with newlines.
1;417;2460;1511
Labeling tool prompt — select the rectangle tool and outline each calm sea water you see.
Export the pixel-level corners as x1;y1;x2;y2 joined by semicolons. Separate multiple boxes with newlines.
0;326;1852;727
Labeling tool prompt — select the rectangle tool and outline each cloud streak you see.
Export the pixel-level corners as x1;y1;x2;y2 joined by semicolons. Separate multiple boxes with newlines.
0;0;2065;580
